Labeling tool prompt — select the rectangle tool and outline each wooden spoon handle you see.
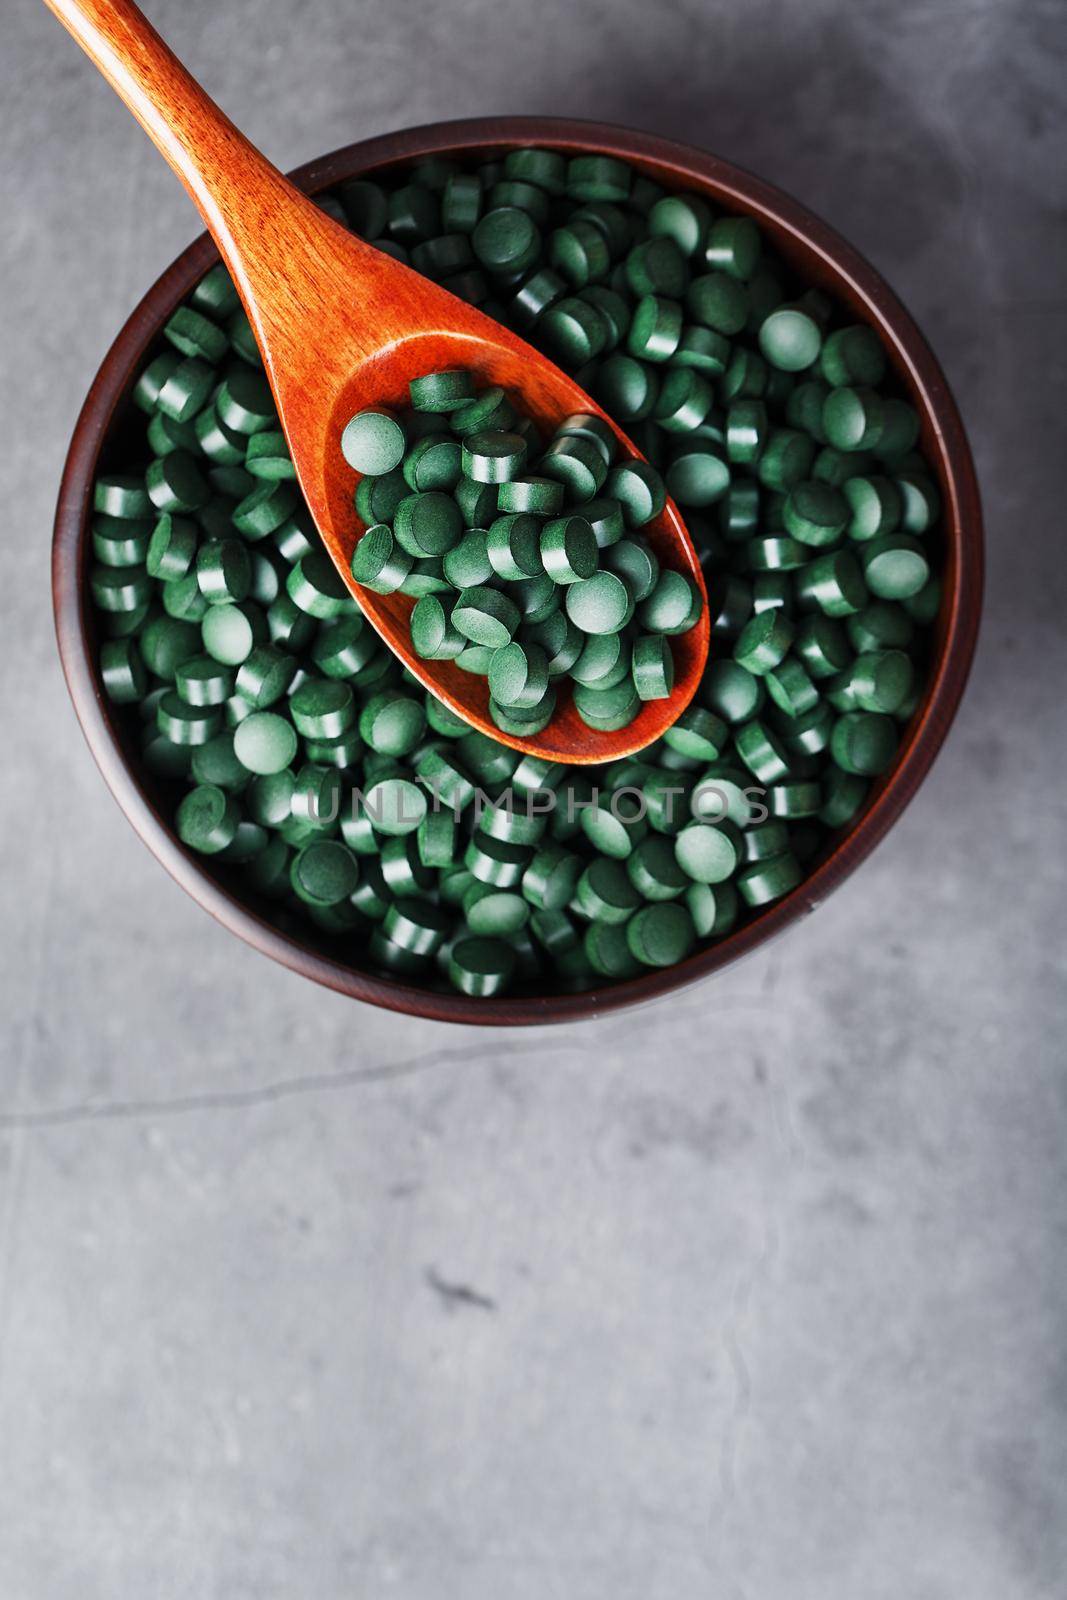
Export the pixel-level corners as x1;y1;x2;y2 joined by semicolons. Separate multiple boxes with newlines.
41;0;330;309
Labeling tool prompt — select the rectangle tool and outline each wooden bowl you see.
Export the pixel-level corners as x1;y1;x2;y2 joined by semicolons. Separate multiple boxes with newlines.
52;117;983;1025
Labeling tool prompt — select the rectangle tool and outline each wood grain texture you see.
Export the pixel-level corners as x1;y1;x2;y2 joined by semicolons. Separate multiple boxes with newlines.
52;120;983;1025
42;0;709;764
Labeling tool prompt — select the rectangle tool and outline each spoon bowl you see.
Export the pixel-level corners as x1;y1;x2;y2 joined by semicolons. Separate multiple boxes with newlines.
44;0;708;763
319;315;709;763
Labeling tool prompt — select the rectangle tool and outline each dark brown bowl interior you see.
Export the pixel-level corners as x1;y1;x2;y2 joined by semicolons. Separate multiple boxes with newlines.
52;116;983;1026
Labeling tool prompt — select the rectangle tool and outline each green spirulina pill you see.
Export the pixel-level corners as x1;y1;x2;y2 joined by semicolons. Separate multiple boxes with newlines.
310;615;374;678
664;706;726;760
202;602;267;665
232;483;298;540
735;720;791;784
486;513;544;580
759;304;822;371
452;586;521;648
583;921;641;979
403;436;463;493
162;572;208;623
539;436;607;500
462;431;528;484
675;821;740;885
565;571;632;635
217;368;274;434
819;324;887;387
364;777;427;836
245;431;295;481
386;896;453;953
756;428;814;492
842;476;902;541
233;711;297;774
896;474;940;534
522;845;581;913
93;514;152;567
287;552;352;617
448;937;516;996
291;840;359;906
626;835;688;900
488;641;549;709
782;481;848;546
176;654;233;707
190;732;248;793
737;852;803;907
540;516;598;584
157;358;215;425
649;194;712;257
350;525;412;594
505;147;566;193
245;770;295;828
177;784;239;853
861;535;930;600
146;452;209;514
599;352;660;417
702;659;762;722
393;491;463;557
510;574;558;628
456;644;495;676
410;594;465;660
399;556;448;600
705;216;761;280
632;634;674;700
830;711;898;775
573;678;640;731
666;441;730;509
606;460;666;525
442;529;494;589
100;638;147;704
796;550;868;616
489;689;556;736
146;514;198;581
626;902;696;966
687;273;748;337
473;207;541;274
845;650;914;714
733;609;794;674
497;475;564;516
341;408;406;475
358;690;425;755
579;497;626;548
639;570;698;634
576;789;645;859
572;858;638;924
604;540;658;603
449;387;514;439
541;297;610;365
196;538;251;604
822;387;885;452
355;466;407;526
764;657;819;718
904;576;941;625
627;295;683;363
409;369;475;412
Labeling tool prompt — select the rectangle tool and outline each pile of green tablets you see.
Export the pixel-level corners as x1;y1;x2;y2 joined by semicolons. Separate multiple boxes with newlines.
88;146;942;997
343;372;702;737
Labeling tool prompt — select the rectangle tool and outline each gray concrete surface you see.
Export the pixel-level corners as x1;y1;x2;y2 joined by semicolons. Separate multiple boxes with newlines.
2;0;1065;1595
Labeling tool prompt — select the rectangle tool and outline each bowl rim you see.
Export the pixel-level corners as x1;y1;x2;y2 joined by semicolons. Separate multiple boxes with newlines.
52;115;983;1026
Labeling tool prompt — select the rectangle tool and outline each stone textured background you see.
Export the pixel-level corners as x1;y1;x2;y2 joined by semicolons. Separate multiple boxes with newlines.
2;0;1065;1595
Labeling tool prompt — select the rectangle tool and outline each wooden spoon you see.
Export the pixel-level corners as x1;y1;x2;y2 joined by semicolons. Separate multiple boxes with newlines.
45;0;709;764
